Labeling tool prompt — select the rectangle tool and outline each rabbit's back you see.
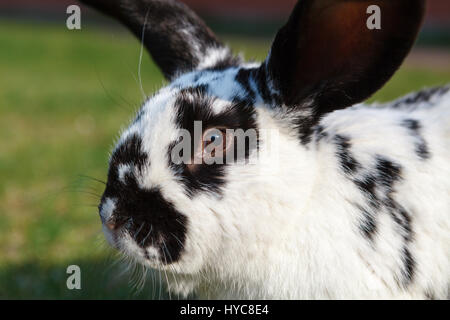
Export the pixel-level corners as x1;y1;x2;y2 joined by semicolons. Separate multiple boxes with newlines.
309;86;450;299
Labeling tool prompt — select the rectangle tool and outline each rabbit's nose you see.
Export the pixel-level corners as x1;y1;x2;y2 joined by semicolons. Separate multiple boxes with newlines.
99;197;116;225
105;219;124;231
99;197;128;231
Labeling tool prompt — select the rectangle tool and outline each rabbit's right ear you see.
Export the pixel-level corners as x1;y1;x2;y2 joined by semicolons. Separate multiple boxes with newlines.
79;0;239;80
263;0;425;115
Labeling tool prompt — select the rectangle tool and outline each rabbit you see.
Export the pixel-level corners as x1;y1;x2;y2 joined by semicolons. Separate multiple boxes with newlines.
80;0;450;299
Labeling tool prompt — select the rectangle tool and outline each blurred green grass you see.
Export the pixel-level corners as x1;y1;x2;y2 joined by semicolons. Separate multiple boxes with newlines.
0;20;449;299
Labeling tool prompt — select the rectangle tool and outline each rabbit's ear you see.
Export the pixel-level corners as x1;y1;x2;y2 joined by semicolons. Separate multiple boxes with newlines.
79;0;238;80
264;0;425;113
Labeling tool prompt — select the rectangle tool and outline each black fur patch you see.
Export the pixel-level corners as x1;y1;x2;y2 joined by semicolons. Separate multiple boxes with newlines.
79;0;240;80
392;86;450;109
400;242;415;285
102;134;187;264
298;117;319;145
355;175;379;208
313;130;414;285
354;176;380;240
358;206;377;241
252;65;276;106
401;119;430;160
235;68;256;104
170;87;257;197
375;157;402;189
109;134;148;173
204;58;241;73
353;156;415;287
313;125;328;143
334;135;361;175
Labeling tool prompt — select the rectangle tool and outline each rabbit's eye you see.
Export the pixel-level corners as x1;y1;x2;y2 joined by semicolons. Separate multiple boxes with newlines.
204;129;226;148
201;128;232;162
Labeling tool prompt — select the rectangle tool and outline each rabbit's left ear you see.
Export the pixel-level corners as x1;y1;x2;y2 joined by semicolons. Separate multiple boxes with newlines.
79;0;238;80
263;0;425;114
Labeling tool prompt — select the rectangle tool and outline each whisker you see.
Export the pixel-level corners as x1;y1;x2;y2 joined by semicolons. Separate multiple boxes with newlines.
70;190;102;198
140;225;153;246
137;9;150;101
161;239;172;300
168;263;181;300
94;67;134;112
133;222;145;241
170;232;184;249
77;174;106;185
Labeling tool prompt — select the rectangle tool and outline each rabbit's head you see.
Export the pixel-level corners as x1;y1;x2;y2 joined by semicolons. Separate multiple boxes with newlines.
82;0;425;274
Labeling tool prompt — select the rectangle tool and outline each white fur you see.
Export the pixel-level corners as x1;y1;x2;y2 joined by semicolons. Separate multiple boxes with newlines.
79;0;448;300
103;76;449;299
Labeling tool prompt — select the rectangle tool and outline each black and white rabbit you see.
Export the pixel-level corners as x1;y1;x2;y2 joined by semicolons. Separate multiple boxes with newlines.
80;0;449;299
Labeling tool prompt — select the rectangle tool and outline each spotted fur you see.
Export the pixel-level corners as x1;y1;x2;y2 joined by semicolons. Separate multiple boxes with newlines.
81;0;449;299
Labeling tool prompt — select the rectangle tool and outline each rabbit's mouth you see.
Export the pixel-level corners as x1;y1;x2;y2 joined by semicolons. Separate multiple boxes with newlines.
99;192;188;266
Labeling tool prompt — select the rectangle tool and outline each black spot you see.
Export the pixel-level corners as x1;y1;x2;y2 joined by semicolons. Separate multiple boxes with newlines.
102;185;187;264
401;119;430;160
103;135;187;264
402;118;420;131
400;247;415;286
358;206;377;240
398;208;413;241
232;95;255;108
392;86;450;109
252;65;275;105
355;175;380;210
204;58;241;72
235;68;256;103
375;157;402;189
175;87;215;131
297;117;318;145
313;125;328;143
384;198;415;287
351;155;416;287
354;175;380;240
109;134;148;177
415;143;430;160
193;84;209;95
334;135;360;175
363;157;415;287
170;87;257;197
